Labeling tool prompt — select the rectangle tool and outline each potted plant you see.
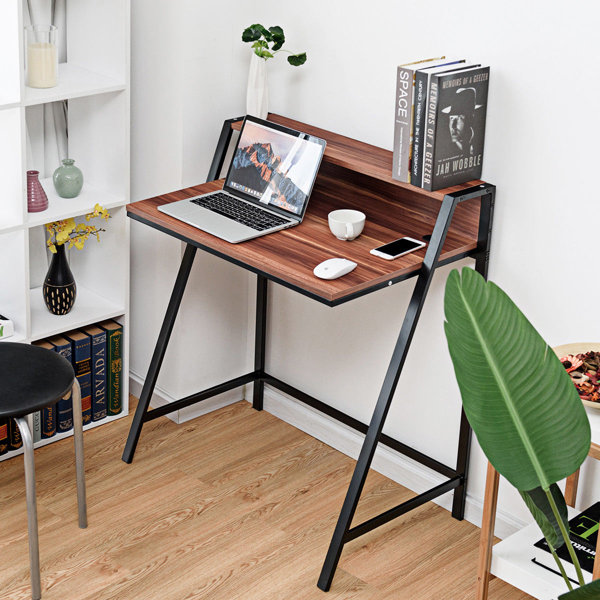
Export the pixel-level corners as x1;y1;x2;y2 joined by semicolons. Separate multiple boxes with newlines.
43;204;110;315
242;23;307;119
443;267;600;599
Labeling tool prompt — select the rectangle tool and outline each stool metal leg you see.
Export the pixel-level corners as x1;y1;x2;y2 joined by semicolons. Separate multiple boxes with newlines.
15;416;41;600
70;380;87;529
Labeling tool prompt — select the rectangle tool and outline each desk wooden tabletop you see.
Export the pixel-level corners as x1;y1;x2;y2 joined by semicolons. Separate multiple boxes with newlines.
127;162;481;305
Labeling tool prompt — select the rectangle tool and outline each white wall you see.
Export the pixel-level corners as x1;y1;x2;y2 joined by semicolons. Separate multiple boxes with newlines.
130;0;600;532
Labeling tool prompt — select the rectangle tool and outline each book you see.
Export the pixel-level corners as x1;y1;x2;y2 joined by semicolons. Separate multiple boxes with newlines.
32;411;41;442
392;57;446;183
423;65;490;191
32;340;57;439
81;325;107;422
63;330;93;425
532;501;599;584
99;320;123;415
9;418;23;450
47;335;74;432
0;418;8;455
410;60;466;187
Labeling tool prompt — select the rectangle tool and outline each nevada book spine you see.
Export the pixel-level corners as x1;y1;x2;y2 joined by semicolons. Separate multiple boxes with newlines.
71;335;92;425
52;339;74;432
0;418;8;455
392;66;415;182
410;69;429;187
422;77;441;191
107;324;123;415
9;418;23;450
91;330;107;421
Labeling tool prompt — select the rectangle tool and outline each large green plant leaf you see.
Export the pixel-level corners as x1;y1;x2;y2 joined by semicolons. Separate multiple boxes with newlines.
559;578;600;599
520;484;568;549
444;268;590;491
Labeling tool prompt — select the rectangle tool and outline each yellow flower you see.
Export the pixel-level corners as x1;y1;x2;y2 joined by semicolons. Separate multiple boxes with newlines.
45;205;111;251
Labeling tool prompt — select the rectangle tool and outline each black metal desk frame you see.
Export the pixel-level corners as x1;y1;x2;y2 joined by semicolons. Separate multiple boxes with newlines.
122;117;496;592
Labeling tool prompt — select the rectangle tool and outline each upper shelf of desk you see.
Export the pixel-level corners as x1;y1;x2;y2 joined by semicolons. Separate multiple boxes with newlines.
234;114;484;202
127;114;489;306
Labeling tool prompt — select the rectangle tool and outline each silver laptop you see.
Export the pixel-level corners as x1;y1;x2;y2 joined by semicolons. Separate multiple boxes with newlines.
158;116;327;243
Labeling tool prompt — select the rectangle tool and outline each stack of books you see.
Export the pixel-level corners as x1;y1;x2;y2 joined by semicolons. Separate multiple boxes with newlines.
532;501;599;583
0;319;124;454
393;57;490;191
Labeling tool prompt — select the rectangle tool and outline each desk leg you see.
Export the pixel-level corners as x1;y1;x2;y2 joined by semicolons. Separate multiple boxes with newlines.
317;195;460;592
253;274;268;411
122;244;197;463
452;188;494;520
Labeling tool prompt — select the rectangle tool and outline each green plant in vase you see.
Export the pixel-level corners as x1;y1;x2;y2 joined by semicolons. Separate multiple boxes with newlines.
242;23;307;119
443;267;600;598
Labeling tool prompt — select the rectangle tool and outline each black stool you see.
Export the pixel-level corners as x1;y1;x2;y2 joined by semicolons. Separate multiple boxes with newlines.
0;343;87;600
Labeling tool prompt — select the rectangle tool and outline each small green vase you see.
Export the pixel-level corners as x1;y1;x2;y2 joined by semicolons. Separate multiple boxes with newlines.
53;158;83;198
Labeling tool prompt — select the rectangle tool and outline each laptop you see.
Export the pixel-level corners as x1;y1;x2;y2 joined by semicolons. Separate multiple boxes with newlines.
158;116;327;243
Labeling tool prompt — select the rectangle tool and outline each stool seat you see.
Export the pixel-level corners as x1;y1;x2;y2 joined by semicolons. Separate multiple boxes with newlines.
0;343;74;418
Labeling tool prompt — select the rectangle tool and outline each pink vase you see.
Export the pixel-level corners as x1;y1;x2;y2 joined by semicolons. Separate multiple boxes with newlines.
27;170;48;213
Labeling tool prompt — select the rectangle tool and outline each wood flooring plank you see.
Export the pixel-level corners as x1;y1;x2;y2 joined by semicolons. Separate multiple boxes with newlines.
0;397;533;600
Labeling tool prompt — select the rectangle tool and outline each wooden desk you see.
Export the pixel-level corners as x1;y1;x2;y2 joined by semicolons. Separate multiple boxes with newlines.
123;114;495;591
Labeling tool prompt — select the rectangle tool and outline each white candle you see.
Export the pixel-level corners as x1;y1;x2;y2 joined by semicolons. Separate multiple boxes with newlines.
27;42;57;88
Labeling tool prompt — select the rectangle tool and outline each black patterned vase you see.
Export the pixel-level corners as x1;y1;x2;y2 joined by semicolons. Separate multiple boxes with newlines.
43;244;77;315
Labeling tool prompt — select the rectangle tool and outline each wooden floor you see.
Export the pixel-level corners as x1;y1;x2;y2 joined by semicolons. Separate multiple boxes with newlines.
0;398;533;600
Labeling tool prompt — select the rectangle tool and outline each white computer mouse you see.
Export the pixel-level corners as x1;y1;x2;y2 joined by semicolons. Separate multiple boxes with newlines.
313;258;357;280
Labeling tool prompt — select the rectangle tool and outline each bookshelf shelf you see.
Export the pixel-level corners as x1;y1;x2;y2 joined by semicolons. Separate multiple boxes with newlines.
29;286;125;341
23;63;126;107
0;0;130;463
27;179;126;228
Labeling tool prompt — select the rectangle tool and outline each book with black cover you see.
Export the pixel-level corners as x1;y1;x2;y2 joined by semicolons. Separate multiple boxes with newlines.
0;418;8;455
32;339;57;439
533;501;598;583
47;335;74;432
423;65;490;191
64;330;92;425
410;60;466;187
9;418;22;450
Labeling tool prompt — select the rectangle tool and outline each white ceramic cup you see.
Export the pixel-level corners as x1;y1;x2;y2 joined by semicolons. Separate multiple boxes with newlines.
328;209;366;241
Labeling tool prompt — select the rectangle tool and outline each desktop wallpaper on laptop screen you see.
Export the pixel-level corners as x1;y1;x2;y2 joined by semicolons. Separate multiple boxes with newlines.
228;121;324;215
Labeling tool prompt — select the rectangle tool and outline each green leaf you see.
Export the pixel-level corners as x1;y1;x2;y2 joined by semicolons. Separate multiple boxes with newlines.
287;52;307;66
444;268;590;491
242;24;264;42
520;484;568;549
269;25;285;51
257;50;274;60
251;40;268;50
559;578;600;599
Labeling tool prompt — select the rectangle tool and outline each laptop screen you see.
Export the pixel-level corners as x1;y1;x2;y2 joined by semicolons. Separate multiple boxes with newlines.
224;116;326;219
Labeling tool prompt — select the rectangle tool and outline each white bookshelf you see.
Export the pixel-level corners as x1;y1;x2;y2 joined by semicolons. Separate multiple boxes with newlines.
0;0;130;460
490;407;600;599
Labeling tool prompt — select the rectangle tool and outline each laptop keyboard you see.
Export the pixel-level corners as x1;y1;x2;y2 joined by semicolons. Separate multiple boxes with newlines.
191;193;290;231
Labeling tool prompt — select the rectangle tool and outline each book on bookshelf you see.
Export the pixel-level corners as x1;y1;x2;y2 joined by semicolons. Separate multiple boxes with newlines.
99;320;123;416
9;418;22;450
532;501;598;584
423;65;490;191
32;339;57;439
410;59;466;187
32;411;41;442
392;57;446;183
0;418;8;455
63;330;93;425
81;325;108;422
47;335;74;432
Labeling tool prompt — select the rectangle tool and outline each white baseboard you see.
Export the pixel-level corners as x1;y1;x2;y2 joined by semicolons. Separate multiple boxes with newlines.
260;384;526;540
128;371;243;425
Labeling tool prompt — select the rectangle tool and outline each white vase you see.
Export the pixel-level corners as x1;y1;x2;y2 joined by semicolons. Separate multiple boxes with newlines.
246;52;269;119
